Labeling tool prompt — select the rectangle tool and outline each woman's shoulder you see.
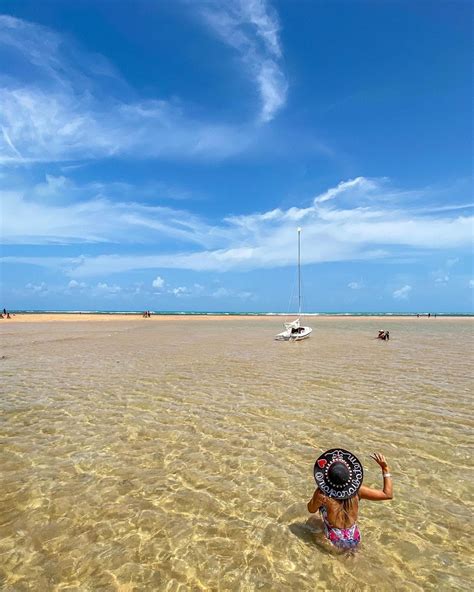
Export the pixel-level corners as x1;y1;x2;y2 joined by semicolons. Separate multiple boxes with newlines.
313;489;329;507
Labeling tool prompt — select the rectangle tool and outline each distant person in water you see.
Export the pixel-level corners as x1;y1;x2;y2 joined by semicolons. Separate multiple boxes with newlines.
307;449;393;550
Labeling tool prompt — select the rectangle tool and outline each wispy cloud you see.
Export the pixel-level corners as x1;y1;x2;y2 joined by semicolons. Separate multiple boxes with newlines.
0;86;248;164
1;178;222;247
393;285;412;300
0;14;280;165
2;176;472;277
199;0;287;122
25;281;48;294
314;177;379;204
212;286;253;299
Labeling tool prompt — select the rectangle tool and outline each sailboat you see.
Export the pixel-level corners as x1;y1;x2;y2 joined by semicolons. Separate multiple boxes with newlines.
275;227;313;341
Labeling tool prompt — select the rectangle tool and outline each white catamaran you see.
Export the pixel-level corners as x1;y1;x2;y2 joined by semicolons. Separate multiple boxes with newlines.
275;228;313;341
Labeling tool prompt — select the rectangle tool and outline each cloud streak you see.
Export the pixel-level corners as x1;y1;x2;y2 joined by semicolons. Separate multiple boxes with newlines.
1;177;223;247
198;0;287;122
0;10;284;165
2;176;472;277
393;285;412;300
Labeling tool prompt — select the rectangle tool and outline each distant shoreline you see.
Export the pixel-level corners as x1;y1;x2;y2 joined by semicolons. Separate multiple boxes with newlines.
2;312;473;323
5;310;474;316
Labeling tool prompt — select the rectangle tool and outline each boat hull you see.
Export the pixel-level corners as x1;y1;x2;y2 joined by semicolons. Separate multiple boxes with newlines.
275;326;313;341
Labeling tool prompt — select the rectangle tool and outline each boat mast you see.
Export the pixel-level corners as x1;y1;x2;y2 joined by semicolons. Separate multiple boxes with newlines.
297;227;301;317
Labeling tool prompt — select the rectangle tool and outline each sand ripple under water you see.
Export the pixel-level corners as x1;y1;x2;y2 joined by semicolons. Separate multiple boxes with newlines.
1;317;473;591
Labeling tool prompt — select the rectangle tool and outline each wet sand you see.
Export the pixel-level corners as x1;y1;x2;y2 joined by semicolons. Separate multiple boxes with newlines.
1;316;473;590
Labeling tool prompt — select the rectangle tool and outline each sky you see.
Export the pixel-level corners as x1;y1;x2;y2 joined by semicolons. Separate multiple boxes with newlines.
0;0;472;313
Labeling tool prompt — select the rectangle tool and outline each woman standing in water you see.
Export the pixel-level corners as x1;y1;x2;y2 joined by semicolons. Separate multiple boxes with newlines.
307;449;393;550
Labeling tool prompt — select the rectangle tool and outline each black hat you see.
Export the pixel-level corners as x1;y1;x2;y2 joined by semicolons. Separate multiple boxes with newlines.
314;448;364;500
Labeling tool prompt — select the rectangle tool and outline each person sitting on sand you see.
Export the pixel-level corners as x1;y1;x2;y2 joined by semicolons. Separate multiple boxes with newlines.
307;449;393;550
377;330;385;339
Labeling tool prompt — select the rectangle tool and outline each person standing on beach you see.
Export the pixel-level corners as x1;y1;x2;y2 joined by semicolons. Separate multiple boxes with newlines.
307;449;393;550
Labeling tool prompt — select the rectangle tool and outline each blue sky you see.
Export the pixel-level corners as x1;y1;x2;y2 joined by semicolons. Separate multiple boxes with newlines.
0;0;472;312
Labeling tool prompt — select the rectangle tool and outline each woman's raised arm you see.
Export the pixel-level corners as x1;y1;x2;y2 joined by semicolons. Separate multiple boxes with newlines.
359;453;393;501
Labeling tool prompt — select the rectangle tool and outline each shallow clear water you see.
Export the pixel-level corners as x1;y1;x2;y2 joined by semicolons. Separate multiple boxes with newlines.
1;317;473;591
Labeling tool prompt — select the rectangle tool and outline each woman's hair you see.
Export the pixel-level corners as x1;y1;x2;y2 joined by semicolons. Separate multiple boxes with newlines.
337;495;358;527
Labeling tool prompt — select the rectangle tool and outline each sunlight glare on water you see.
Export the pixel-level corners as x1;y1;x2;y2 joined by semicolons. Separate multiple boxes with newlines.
1;317;473;591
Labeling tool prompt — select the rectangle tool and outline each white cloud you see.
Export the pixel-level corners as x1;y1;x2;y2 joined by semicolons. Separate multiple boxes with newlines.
2;177;473;277
434;275;449;284
0;85;247;165
0;13;282;165
25;281;48;294
152;276;165;290
314;177;378;204
172;286;190;297
200;0;287;122
1;185;218;247
393;285;412;300
348;281;363;290
68;279;86;289
212;287;253;299
170;283;208;298
96;282;121;294
34;175;71;199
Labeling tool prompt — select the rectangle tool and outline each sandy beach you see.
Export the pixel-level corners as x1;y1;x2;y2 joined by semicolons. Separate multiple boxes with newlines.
1;316;473;590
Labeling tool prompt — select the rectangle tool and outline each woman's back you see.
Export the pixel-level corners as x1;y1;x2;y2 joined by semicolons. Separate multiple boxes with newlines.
321;494;359;528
